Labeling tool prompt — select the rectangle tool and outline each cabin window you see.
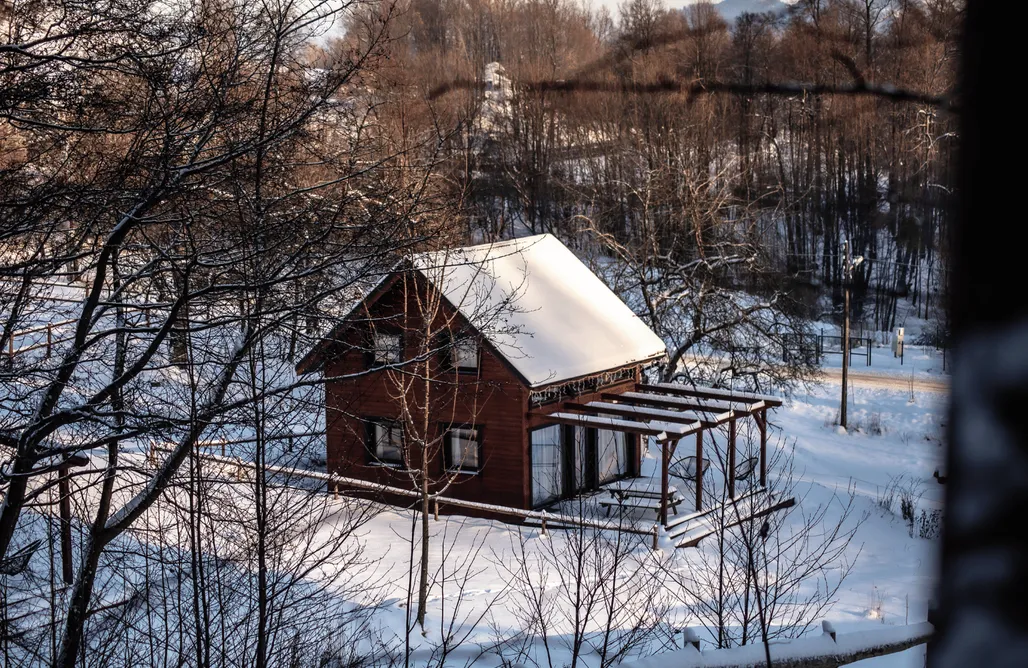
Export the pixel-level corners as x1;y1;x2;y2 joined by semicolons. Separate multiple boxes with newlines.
570;425;589;492
530;425;563;507
366;419;404;466
371;332;402;367
596;429;628;484
451;336;479;372
444;426;481;472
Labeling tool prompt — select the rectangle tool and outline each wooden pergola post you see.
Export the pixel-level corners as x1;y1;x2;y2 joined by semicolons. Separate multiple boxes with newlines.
759;408;768;487
659;437;681;527
728;417;737;498
695;430;704;512
660;438;670;526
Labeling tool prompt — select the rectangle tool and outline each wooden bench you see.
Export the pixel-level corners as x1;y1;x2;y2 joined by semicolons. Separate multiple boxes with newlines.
598;486;685;517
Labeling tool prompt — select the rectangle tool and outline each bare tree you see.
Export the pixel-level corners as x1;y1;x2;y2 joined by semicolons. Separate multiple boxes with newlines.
496;506;675;668
667;430;865;654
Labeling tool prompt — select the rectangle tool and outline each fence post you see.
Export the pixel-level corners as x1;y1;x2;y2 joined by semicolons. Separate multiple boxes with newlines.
333;480;339;499
433;498;439;521
540;513;547;536
682;627;700;651
651;523;659;550
58;462;74;585
926;604;938;665
822;620;837;642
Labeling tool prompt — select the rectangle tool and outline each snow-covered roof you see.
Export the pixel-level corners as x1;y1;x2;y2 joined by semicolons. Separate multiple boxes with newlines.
413;234;666;388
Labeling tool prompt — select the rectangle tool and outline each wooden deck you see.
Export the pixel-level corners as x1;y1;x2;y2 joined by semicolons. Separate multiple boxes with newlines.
665;487;796;548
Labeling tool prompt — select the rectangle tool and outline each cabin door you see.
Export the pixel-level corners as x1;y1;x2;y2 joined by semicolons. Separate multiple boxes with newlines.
530;425;563;507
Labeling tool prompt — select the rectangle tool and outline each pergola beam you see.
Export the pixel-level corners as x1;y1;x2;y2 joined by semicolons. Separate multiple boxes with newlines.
628;389;736;412
564;401;705;429
532;411;695;439
604;392;736;425
640;381;784;407
636;384;771;414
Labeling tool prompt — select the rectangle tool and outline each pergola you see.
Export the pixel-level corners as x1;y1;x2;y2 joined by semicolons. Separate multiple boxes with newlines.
532;382;783;526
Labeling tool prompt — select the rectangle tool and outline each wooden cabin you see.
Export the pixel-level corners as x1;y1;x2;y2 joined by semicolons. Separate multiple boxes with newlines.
297;234;782;522
297;234;669;512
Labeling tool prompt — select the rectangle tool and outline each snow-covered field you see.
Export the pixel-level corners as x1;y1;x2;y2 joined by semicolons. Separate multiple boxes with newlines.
2;280;946;666
2;359;945;666
273;377;946;666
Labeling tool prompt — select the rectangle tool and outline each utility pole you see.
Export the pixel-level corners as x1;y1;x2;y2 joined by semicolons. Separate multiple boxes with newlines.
840;239;863;430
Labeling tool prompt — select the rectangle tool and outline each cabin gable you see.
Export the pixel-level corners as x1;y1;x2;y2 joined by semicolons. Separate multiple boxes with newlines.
321;273;531;509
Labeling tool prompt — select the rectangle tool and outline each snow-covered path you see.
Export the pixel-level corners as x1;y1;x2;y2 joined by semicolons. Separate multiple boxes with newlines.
822;367;949;394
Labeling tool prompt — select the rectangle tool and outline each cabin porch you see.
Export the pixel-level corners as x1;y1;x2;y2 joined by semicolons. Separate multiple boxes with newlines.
528;382;786;543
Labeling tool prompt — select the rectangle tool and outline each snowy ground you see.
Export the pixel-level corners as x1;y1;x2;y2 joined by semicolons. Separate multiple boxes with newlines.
3;281;947;665
821;342;948;382
3;381;944;665
771;379;945;666
309;378;945;666
4;370;946;666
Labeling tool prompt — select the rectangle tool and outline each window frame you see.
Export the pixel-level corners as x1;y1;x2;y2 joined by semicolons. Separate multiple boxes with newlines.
442;423;483;474
365;417;405;467
368;330;403;369
529;423;564;508
450;335;480;373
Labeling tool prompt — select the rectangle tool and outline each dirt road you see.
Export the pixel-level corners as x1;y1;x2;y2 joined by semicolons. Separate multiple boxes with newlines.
822;367;949;394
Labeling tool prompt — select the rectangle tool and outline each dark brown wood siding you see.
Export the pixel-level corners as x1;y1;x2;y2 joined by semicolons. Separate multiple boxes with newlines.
323;276;530;510
319;275;649;513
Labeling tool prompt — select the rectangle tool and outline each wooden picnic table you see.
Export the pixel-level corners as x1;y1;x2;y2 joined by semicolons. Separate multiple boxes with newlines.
599;479;685;517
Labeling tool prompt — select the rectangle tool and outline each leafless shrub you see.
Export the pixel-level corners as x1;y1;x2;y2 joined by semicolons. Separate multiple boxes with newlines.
917;508;943;541
866;411;885;436
667;437;865;653
867;585;886;623
494;509;675;668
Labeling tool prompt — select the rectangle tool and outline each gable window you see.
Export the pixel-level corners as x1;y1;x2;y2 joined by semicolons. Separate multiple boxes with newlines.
366;419;404;466
451;336;479;372
444;426;481;472
371;332;402;367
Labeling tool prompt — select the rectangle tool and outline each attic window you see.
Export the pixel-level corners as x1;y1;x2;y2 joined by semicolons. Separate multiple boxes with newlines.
451;337;479;372
372;332;402;367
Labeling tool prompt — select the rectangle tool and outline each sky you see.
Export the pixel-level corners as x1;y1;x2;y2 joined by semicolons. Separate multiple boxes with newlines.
589;0;797;21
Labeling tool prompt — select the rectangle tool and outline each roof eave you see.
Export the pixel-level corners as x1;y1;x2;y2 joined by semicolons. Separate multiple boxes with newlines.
525;350;668;391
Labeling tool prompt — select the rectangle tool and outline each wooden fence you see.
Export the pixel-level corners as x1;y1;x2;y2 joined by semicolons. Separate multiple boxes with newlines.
151;444;662;544
5;319;77;359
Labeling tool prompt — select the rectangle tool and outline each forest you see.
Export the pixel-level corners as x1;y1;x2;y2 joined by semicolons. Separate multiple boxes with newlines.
336;0;959;346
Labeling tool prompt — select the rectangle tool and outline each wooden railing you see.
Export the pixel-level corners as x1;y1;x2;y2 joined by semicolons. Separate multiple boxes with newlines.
5;319;77;359
151;445;661;543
